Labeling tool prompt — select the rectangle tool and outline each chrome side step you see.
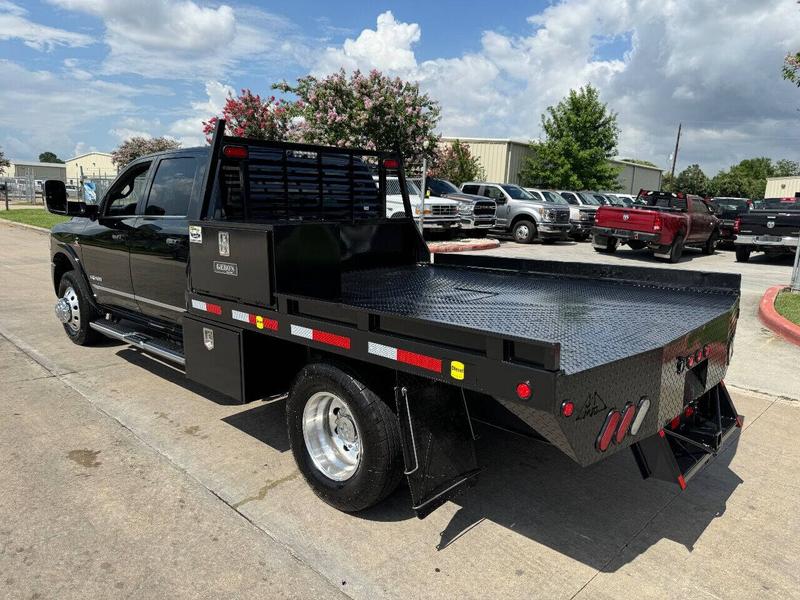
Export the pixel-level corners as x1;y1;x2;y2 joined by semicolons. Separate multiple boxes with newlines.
89;321;185;366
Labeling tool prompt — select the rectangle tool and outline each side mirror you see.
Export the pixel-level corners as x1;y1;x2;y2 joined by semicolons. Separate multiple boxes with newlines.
494;197;507;205
44;180;98;219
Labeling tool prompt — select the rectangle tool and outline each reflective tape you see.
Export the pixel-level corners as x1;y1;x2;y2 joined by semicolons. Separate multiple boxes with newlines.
191;299;222;315
232;309;278;331
368;341;442;373
291;324;350;349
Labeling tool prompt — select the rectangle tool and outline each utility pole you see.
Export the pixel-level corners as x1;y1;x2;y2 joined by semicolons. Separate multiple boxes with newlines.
669;123;682;180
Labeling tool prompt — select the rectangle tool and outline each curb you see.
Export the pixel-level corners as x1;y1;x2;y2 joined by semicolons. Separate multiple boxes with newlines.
758;285;800;347
428;238;501;253
0;219;50;234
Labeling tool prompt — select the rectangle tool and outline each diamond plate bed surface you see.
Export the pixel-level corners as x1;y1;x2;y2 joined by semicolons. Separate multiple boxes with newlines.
340;264;737;374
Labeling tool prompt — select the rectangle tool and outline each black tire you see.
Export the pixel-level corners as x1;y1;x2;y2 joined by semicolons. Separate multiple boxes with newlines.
512;219;536;244
627;240;646;250
57;271;101;346
667;235;684;263
469;230;488;238
735;246;751;262
702;230;719;255
541;238;557;245
593;235;618;253
286;362;403;513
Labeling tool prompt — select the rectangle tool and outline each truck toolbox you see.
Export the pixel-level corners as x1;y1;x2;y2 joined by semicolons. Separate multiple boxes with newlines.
45;119;744;519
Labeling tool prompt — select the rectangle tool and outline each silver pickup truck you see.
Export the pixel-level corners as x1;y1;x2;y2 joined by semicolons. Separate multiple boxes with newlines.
414;177;496;235
462;182;571;243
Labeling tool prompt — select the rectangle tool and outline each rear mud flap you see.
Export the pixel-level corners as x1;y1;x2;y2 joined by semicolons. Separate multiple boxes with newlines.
395;375;480;519
631;382;743;489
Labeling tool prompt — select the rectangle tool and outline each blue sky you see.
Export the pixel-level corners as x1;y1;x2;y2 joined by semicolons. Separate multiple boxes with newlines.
1;0;799;174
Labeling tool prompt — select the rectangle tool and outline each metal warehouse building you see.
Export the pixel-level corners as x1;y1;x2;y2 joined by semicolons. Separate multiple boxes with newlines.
440;137;663;192
764;176;800;198
4;160;67;182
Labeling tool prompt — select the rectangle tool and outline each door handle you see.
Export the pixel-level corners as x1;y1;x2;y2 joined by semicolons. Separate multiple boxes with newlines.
111;233;126;241
166;237;183;246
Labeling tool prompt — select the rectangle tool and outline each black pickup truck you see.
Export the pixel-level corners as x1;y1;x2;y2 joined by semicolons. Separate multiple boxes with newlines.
43;121;742;518
734;197;800;262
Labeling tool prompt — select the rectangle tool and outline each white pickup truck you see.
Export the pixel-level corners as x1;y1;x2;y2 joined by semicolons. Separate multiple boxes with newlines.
381;176;460;231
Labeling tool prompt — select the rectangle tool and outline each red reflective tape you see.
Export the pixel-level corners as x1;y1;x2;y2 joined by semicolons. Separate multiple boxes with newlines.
677;474;687;490
248;314;258;325
312;330;351;349
207;303;222;315
262;318;279;331
396;349;442;373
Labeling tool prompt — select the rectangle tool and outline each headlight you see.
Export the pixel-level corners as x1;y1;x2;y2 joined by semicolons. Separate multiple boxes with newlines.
580;212;589;221
458;201;471;215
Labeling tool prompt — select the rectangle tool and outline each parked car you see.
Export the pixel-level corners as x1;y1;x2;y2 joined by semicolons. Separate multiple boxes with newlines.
461;182;571;243
412;177;496;236
381;176;460;231
43;122;743;516
733;196;800;262
558;190;601;241
65;184;79;199
592;190;720;263
709;197;751;246
606;193;639;207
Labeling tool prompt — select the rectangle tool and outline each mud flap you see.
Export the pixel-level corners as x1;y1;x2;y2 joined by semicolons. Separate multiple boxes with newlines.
631;382;743;489
395;374;480;519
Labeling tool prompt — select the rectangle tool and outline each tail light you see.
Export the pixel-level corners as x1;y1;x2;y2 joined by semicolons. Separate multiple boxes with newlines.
516;382;532;400
596;410;621;452
383;158;399;169
733;218;741;233
653;213;662;232
222;145;248;159
614;403;637;444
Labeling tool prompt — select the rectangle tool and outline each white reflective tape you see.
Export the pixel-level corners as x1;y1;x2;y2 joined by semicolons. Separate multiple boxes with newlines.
368;341;397;360
191;299;207;311
231;310;249;323
290;324;313;340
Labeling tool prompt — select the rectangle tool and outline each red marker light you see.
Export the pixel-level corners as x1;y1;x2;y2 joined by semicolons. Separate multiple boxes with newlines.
383;158;399;169
670;415;681;430
222;145;248;159
561;401;574;417
516;382;532;400
596;410;622;452
695;349;704;363
684;405;695;418
614;403;637;444
687;355;695;368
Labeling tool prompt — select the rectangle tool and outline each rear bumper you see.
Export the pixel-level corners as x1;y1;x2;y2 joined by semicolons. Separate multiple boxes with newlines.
735;234;798;247
592;226;661;244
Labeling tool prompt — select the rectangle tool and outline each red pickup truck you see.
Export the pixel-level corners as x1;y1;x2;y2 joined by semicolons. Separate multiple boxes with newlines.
592;191;720;262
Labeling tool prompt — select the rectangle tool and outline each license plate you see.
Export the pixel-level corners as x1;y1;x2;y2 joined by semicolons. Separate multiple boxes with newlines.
756;235;781;243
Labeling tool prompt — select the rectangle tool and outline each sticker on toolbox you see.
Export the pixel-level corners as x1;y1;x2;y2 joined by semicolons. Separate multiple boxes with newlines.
189;225;202;244
450;360;465;380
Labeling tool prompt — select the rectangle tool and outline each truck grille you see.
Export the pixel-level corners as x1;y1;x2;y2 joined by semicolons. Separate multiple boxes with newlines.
474;201;496;217
431;205;458;217
546;209;570;223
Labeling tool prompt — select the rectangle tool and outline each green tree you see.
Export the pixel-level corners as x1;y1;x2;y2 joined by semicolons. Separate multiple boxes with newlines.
519;85;621;190
673;164;710;196
111;137;182;168
783;51;800;86
0;147;9;176
428;140;485;185
775;159;800;177
38;151;64;164
709;157;777;199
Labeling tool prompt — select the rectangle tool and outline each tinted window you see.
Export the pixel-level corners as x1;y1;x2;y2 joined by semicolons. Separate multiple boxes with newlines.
483;186;505;200
560;192;578;205
578;192;601;206
105;162;151;217
500;185;533;200
428;179;460;195
690;199;707;213
462;184;480;194
542;191;568;204
145;157;199;216
526;190;544;201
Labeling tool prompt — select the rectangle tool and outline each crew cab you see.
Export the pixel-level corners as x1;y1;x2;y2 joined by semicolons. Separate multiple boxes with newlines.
412;177;496;235
461;182;570;243
557;190;600;241
710;197;751;245
383;176;459;230
733;196;800;262
592;191;720;263
43;123;742;519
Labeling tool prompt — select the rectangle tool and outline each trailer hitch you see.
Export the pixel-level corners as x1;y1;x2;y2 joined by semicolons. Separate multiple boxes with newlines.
630;382;742;490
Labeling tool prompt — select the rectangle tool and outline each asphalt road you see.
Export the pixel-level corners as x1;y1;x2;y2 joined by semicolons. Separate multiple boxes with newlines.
1;222;799;599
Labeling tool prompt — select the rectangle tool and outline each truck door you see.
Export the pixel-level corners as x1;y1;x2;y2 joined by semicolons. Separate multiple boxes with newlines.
482;185;509;227
689;199;714;242
79;160;153;312
128;155;202;324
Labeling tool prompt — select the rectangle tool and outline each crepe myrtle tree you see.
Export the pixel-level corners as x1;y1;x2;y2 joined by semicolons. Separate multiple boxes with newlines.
112;136;181;168
429;139;486;186
274;69;441;164
202;89;295;142
0;146;9;176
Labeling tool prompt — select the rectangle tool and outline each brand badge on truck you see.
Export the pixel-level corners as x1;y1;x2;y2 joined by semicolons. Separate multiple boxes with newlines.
213;261;239;276
218;231;230;256
622;213;630;221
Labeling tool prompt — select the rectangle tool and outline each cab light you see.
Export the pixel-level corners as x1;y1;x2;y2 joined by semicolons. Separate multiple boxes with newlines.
383;158;399;169
561;401;574;417
222;145;248;159
596;410;621;452
516;382;532;400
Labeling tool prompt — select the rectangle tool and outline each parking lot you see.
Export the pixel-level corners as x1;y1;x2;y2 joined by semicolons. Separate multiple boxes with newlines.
1;221;799;599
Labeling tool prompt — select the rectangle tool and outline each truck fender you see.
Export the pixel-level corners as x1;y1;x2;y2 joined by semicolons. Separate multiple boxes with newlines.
51;242;93;302
510;212;540;227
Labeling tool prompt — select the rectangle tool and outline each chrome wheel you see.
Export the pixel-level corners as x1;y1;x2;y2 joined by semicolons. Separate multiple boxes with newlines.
302;391;361;481
514;224;530;241
57;287;81;333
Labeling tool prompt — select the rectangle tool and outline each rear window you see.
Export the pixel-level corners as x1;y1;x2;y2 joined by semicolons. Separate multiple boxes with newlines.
712;197;749;211
642;193;687;210
761;197;800;210
462;184;480;194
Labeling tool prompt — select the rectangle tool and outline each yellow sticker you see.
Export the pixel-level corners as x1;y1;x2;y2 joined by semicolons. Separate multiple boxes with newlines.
450;361;465;380
255;315;264;329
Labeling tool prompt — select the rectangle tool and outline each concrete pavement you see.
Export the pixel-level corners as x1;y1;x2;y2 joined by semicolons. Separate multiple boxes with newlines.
1;221;800;599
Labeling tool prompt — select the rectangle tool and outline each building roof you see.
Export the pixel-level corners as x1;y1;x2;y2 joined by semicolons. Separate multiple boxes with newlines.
441;136;534;146
9;160;67;168
67;151;113;162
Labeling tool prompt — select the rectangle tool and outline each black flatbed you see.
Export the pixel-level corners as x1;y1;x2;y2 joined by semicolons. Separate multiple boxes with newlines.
341;261;737;374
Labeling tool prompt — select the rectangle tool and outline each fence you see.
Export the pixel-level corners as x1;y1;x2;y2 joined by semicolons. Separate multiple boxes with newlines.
0;177;39;204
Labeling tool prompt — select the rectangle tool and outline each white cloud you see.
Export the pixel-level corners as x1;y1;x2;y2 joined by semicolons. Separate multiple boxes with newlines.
312;4;800;173
0;1;92;50
49;0;305;80
168;80;236;147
